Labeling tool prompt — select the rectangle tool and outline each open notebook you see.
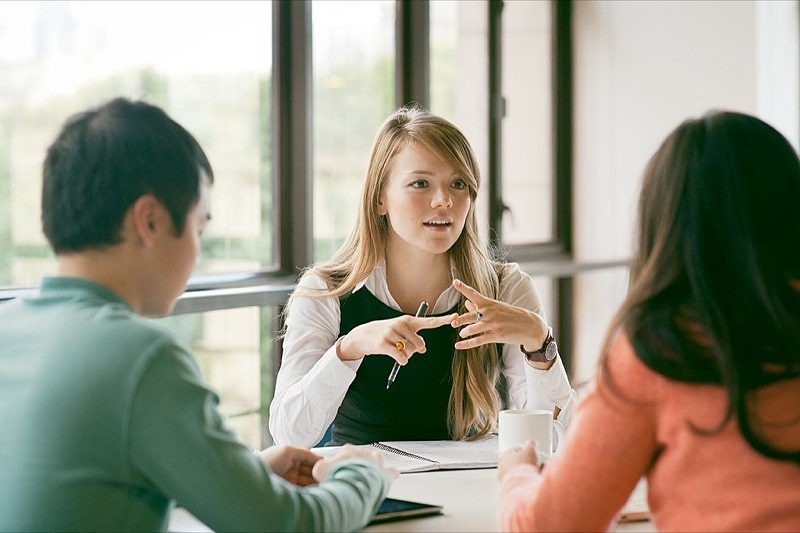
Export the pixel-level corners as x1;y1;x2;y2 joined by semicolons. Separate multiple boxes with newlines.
314;435;498;474
371;436;498;473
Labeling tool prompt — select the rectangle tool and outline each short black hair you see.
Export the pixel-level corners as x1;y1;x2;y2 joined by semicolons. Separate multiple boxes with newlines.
41;97;214;253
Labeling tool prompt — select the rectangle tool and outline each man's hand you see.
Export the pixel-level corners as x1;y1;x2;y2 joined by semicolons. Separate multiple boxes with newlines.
258;444;320;487
311;444;399;483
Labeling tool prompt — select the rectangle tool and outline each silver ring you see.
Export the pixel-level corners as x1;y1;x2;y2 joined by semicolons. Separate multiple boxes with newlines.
475;311;484;322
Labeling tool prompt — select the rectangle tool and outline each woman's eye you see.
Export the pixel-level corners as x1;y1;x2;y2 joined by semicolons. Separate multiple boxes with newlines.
410;179;428;189
452;179;467;190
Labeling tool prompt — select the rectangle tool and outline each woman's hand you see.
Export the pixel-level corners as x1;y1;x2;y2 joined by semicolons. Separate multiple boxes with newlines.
497;440;540;481
336;313;458;364
311;444;399;483
258;444;321;487
450;279;550;354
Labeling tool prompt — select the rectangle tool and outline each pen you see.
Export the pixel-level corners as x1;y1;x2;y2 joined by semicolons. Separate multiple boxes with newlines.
386;301;429;390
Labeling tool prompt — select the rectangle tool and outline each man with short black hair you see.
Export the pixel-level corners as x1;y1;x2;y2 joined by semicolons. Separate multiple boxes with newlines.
0;98;393;532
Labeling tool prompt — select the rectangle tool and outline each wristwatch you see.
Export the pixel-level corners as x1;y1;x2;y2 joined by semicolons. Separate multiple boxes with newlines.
521;327;558;363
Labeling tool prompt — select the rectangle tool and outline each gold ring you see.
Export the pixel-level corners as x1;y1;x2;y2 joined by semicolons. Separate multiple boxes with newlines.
395;340;406;351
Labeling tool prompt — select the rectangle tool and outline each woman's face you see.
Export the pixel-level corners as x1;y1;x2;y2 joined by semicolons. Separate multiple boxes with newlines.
378;141;471;257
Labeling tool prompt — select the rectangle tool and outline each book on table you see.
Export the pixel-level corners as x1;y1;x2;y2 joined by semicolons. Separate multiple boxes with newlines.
314;435;499;474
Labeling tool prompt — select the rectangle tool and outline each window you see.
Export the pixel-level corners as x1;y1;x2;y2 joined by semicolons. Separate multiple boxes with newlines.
0;0;571;447
311;0;395;260
0;0;275;447
500;0;554;246
0;0;274;284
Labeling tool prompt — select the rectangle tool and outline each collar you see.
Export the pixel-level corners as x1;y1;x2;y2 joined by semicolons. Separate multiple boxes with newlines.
39;276;130;309
352;257;462;314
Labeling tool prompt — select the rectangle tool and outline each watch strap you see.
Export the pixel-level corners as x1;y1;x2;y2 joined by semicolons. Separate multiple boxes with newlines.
521;328;556;363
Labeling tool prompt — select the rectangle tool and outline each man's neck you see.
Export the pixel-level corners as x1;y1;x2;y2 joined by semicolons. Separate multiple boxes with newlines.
56;250;141;313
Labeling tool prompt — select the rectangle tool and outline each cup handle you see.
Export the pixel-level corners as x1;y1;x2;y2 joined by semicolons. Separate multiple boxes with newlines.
552;419;566;453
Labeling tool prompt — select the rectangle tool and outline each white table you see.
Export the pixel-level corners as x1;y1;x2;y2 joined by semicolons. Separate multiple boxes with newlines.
366;468;498;532
169;468;654;532
366;468;653;532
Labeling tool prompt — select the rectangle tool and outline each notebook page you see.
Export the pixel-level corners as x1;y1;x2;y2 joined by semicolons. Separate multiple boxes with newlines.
377;435;498;469
312;444;437;473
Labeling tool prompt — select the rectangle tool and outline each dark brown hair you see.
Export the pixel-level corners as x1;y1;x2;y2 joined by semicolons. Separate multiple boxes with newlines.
602;110;800;463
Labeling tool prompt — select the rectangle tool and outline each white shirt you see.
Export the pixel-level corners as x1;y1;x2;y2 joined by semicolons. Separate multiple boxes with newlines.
269;261;577;448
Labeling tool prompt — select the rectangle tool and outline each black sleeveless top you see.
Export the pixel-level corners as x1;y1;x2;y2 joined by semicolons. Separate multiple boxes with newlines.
330;288;460;445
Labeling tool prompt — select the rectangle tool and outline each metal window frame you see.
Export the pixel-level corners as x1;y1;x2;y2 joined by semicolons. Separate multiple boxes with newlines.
274;0;313;275
396;0;430;108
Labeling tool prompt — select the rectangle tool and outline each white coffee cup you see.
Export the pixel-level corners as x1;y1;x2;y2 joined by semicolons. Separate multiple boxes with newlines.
498;408;566;462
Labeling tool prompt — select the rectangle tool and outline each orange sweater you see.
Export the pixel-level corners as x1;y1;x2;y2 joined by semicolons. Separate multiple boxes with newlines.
499;333;800;532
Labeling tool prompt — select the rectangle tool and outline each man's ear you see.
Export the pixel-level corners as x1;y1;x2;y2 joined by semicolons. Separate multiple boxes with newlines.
131;195;161;247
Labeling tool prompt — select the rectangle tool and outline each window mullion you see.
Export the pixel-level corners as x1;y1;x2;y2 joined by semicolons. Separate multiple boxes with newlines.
395;0;430;108
273;0;313;274
488;0;504;248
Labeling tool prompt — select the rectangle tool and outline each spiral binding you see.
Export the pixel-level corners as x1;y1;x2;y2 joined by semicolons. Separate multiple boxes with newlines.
372;442;437;465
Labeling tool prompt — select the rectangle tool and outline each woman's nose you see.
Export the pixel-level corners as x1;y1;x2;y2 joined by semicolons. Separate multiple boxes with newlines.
431;187;453;208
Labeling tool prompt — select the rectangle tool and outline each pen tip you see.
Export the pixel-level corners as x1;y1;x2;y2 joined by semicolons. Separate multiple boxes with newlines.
386;381;391;390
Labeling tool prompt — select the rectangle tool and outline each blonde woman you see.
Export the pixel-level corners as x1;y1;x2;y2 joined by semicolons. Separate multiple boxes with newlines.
270;106;576;448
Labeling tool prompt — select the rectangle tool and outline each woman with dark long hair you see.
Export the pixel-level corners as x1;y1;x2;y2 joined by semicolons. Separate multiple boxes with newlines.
498;110;800;531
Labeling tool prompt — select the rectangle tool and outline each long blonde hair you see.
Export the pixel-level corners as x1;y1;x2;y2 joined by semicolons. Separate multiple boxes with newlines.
288;105;502;439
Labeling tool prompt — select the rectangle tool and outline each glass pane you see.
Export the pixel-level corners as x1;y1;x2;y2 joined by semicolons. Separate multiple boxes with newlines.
430;0;491;237
535;275;556;331
501;0;553;245
0;0;273;287
0;1;275;450
311;0;395;261
430;0;457;121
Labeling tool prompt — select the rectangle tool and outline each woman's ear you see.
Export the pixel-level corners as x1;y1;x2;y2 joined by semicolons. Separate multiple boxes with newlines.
377;196;388;216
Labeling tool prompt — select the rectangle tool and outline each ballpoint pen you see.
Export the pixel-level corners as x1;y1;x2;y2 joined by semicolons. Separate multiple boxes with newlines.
386;301;429;390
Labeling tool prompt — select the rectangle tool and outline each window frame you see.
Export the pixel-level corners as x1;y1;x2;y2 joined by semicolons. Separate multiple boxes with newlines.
488;0;576;364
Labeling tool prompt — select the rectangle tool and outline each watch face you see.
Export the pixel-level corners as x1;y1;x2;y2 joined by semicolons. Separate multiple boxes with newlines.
544;340;558;361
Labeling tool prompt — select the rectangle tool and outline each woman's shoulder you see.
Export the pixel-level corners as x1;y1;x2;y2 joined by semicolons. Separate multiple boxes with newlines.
296;269;330;290
286;269;342;322
494;261;535;291
298;265;372;289
495;260;526;280
600;331;669;404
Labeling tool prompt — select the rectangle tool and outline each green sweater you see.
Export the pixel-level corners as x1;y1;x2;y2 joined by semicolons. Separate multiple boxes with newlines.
0;277;388;532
